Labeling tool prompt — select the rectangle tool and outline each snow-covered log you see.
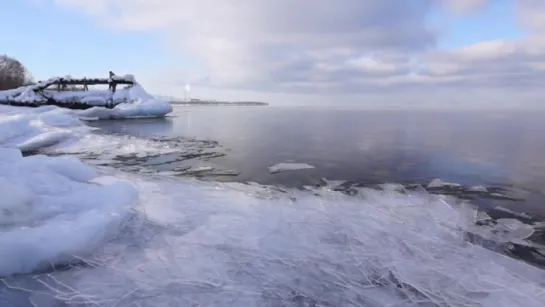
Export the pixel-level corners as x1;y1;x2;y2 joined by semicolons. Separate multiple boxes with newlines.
0;73;144;110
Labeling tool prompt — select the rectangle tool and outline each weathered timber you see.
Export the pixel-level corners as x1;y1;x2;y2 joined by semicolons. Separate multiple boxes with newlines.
0;99;116;110
0;72;135;109
34;77;134;92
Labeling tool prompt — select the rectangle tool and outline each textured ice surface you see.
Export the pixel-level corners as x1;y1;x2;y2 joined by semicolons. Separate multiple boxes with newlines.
268;162;315;173
0;106;184;158
2;175;541;306
0;148;137;276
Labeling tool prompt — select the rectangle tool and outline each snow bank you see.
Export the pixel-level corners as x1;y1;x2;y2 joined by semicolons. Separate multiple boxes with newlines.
0;148;137;276
0;75;172;119
268;162;315;173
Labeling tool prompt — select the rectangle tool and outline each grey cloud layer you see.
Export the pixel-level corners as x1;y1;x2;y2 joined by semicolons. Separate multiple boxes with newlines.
53;0;545;98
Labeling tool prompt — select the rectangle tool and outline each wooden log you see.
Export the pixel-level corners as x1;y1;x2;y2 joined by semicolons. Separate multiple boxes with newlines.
0;99;117;110
0;73;135;110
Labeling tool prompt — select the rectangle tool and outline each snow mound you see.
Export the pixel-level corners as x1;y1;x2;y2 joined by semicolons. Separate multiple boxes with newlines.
268;162;315;173
0;148;137;276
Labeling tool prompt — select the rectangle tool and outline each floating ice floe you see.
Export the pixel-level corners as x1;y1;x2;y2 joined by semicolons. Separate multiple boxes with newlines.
268;162;315;174
469;185;489;192
427;178;461;188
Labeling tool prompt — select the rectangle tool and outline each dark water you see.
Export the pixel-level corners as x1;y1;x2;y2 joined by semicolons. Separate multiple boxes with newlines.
91;106;545;217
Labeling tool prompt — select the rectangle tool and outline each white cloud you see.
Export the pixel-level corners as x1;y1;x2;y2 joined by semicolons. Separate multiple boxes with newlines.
47;0;545;107
439;0;491;14
516;0;545;31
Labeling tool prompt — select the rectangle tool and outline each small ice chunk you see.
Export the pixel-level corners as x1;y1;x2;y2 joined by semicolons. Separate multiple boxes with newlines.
469;185;488;193
476;211;492;222
211;169;240;176
17;131;73;152
180;166;214;175
268;162;315;174
427;178;461;188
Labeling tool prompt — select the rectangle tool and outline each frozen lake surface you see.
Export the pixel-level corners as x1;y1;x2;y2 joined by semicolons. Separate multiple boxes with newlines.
2;105;545;307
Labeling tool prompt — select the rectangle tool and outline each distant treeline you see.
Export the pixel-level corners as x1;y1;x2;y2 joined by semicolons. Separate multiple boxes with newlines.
0;55;34;90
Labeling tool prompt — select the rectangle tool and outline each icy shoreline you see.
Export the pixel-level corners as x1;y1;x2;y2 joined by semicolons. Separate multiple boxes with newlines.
1;105;545;306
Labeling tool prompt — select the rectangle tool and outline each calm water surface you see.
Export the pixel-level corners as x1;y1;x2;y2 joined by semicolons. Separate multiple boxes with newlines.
92;106;545;215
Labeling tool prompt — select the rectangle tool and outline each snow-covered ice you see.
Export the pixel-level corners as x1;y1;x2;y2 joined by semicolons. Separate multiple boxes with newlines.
0;148;137;276
268;162;315;173
1;104;545;306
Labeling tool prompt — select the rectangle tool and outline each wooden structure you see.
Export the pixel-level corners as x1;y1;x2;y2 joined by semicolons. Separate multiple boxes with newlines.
0;72;136;109
35;72;134;93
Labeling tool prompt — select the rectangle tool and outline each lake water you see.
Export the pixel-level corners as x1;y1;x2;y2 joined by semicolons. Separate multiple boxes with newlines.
3;105;545;306
91;106;545;217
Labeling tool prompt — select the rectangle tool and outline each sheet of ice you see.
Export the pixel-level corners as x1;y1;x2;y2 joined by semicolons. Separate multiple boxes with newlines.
0;148;137;276
7;174;539;307
268;162;315;173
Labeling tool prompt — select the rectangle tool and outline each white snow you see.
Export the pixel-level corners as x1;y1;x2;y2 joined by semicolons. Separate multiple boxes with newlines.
268;162;315;173
1;105;545;306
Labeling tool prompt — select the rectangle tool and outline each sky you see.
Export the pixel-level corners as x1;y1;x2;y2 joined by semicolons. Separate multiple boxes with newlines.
1;0;545;108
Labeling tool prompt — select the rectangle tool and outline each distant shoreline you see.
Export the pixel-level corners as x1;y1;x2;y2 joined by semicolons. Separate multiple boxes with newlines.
169;100;268;106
